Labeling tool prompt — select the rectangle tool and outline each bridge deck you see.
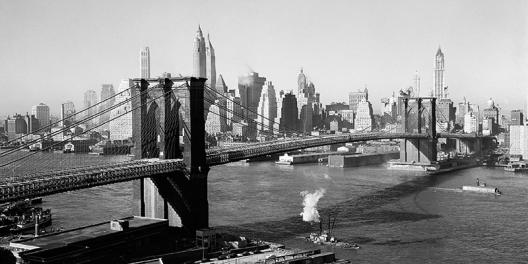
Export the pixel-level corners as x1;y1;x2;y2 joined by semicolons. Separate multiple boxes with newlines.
0;159;185;203
0;132;492;202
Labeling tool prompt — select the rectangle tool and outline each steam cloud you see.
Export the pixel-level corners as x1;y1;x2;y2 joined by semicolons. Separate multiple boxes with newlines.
299;188;326;222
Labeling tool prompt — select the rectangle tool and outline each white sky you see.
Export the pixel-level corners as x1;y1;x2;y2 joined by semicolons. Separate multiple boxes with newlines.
0;0;527;115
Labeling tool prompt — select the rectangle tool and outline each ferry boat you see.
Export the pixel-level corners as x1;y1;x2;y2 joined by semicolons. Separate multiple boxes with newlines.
63;142;74;153
504;161;528;172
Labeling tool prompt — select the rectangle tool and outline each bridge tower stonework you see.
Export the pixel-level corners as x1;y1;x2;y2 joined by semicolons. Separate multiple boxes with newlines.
131;77;209;232
400;97;438;164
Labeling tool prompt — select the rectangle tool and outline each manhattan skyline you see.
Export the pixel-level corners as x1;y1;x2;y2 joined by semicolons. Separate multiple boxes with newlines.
0;0;527;115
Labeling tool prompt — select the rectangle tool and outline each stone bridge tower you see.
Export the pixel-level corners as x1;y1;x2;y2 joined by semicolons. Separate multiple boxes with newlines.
131;77;208;232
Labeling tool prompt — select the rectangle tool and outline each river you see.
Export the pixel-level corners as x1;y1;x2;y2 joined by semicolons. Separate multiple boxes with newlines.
3;153;528;263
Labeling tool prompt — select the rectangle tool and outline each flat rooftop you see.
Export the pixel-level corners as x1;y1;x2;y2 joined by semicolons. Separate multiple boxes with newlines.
10;216;167;251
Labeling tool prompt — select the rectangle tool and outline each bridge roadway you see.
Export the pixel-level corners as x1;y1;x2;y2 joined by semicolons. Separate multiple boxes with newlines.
0;159;186;203
0;132;491;203
206;132;430;165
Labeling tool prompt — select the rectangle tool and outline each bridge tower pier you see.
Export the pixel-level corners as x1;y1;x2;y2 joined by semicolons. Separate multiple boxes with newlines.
399;97;438;164
131;77;209;232
183;77;209;229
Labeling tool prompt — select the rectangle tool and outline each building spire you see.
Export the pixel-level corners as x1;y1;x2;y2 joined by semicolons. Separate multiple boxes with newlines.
196;25;204;39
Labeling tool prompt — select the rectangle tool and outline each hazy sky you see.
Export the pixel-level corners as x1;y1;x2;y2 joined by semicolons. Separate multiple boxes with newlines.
0;0;527;116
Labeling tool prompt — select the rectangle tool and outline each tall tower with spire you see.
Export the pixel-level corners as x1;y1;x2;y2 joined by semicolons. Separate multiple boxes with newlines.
140;47;150;79
414;70;421;97
297;68;307;95
206;34;216;90
434;47;445;98
193;26;206;78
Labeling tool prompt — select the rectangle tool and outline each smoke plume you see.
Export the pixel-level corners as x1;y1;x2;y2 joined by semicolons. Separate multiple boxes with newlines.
299;188;326;222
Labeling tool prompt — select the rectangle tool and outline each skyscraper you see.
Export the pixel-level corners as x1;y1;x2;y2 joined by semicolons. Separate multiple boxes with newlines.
414;71;421;97
298;98;313;133
279;92;299;134
31;103;50;131
381;93;397;121
256;81;278;134
205;98;228;135
25;113;40;134
296;69;320;133
482;98;499;135
84;90;98;127
109;79;133;140
433;47;446;99
464;112;478;133
456;98;470;125
238;72;266;121
206;34;216;90
274;90;285;132
216;74;228;94
349;88;368;112
437;98;456;131
99;84;116;131
61;101;76;127
140;47;150;79
214;75;229;129
193;26;206;78
354;99;373;132
511;110;524;126
298;68;307;95
84;90;98;114
226;92;242;129
12;114;27;135
510;125;528;158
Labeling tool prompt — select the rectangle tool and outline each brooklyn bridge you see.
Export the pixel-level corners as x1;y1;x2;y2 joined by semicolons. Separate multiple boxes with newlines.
0;77;494;231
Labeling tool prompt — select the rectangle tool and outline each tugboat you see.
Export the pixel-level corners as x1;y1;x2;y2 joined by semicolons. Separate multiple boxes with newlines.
305;213;360;249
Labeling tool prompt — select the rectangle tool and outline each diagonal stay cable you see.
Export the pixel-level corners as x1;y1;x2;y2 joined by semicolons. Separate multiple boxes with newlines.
0;83;186;169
